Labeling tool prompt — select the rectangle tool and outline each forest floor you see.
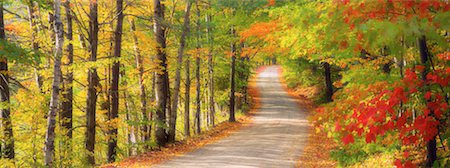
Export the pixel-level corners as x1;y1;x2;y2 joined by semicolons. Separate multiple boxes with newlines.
149;65;310;167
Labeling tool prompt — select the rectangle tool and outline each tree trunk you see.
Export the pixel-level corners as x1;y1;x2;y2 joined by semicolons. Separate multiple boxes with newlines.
0;2;15;161
194;0;201;134
184;58;191;137
153;0;168;147
195;57;201;133
168;0;192;143
61;0;73;140
236;43;246;110
107;0;124;163
27;0;43;91
206;4;215;127
122;69;137;156
323;62;333;102
86;0;99;165
150;72;156;139
44;0;64;166
59;0;74;164
418;36;437;167
129;20;150;149
229;26;236;122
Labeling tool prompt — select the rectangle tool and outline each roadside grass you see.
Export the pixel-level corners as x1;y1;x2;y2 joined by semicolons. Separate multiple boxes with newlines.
330;141;398;167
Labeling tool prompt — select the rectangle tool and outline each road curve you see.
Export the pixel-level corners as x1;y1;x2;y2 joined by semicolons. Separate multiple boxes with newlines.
154;65;309;168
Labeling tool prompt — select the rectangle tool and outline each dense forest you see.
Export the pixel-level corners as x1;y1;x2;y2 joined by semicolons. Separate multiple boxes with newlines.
0;0;269;167
0;0;449;167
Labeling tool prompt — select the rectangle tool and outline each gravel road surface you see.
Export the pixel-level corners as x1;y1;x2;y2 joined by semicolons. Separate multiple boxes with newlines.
154;65;309;168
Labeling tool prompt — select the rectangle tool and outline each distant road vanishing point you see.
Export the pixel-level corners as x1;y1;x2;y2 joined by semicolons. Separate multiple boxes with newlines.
154;65;310;168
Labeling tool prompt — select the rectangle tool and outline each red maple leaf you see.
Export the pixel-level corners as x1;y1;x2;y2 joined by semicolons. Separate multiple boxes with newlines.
342;134;354;145
424;91;432;100
394;159;403;168
365;132;376;143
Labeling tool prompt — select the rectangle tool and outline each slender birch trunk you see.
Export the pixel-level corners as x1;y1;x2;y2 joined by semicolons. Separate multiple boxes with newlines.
130;19;150;148
44;0;64;166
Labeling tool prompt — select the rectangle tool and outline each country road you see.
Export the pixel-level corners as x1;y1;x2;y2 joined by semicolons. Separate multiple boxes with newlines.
154;66;310;168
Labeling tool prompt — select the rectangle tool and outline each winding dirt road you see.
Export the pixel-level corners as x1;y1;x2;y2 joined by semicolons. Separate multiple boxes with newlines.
155;66;309;168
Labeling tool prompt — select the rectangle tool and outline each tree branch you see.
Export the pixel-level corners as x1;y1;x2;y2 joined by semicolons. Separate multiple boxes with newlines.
3;8;29;21
9;76;31;92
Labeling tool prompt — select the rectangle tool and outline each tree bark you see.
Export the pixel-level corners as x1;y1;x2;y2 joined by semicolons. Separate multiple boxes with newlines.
86;0;99;165
194;0;201;134
0;2;15;161
418;36;437;168
107;0;124;162
168;0;192;143
44;0;64;166
229;26;236;122
59;0;74;165
153;0;168;147
236;43;247;110
61;0;73;140
184;57;191;137
150;72;156;139
206;3;215;127
323;62;333;102
195;57;201;133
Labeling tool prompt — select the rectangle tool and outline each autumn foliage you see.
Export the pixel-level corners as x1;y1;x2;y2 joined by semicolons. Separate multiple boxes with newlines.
241;0;450;167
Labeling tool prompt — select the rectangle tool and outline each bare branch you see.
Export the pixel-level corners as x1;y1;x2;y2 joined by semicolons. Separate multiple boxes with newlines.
3;8;29;21
9;76;31;92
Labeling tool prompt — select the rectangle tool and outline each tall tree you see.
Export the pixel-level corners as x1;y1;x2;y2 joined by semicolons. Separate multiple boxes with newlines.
184;53;191;137
205;2;215;127
0;1;14;161
153;0;168;147
168;0;192;143
229;26;236;122
61;0;74;139
86;0;100;164
107;0;124;162
130;19;150;148
44;0;64;166
59;0;74;164
194;0;201;134
418;36;437;167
